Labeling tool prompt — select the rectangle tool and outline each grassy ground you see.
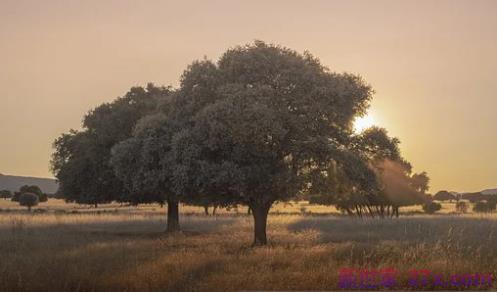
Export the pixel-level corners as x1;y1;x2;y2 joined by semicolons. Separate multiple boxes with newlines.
0;199;495;291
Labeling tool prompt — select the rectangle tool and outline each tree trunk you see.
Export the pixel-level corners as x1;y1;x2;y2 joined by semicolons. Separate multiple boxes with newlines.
28;206;31;212
247;206;252;215
344;207;353;216
166;198;180;232
366;205;375;218
355;205;362;218
204;205;209;215
250;202;272;246
212;206;217;215
94;202;98;208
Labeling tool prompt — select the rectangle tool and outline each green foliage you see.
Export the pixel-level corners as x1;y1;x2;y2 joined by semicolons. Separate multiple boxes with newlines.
169;41;376;244
20;185;42;197
18;185;47;202
110;41;378;242
312;126;429;217
51;84;171;206
0;190;12;199
353;127;401;161
422;201;442;214
174;41;373;200
19;193;39;211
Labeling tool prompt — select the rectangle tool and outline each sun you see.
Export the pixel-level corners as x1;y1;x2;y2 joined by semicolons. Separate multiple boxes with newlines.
353;113;376;133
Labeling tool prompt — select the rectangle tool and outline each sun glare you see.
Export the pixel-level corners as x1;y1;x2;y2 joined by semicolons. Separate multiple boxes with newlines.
354;114;376;133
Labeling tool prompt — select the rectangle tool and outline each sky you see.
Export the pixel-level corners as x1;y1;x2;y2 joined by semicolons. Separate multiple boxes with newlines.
1;0;496;193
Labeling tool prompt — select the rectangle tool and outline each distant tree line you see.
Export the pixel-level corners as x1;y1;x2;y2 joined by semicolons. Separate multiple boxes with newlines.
51;41;431;245
432;190;497;213
0;185;49;211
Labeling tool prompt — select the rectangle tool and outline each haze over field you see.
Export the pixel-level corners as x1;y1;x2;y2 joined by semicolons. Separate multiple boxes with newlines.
1;0;497;192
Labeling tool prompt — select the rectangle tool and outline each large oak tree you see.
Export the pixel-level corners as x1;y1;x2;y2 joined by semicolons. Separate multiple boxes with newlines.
169;41;374;245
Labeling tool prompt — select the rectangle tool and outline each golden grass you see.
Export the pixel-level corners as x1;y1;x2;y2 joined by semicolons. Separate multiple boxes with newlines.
0;198;342;215
0;199;495;291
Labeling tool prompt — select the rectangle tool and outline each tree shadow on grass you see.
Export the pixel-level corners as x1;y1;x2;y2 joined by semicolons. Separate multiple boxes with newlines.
0;215;238;291
0;215;239;255
287;215;497;246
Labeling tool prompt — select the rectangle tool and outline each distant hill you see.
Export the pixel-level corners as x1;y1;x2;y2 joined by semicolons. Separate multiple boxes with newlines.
482;188;497;195
0;173;58;194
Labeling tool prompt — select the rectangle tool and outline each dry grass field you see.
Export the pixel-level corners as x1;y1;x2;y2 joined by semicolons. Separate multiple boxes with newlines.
0;199;496;291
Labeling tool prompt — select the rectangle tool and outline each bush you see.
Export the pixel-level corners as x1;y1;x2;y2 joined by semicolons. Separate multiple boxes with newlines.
19;193;39;211
38;193;48;202
18;185;47;202
486;197;497;210
455;201;468;213
422;202;442;214
11;192;21;202
473;201;495;213
0;190;13;199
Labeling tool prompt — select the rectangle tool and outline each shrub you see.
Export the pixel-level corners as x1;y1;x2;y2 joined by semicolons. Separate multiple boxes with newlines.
38;193;48;202
19;193;39;211
486;197;497;210
455;201;468;213
11;192;21;202
422;202;442;214
0;190;13;199
473;201;495;213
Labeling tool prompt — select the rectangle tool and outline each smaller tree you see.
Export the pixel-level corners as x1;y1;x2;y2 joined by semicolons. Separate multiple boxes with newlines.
422;201;442;214
19;185;48;202
19;193;39;211
455;201;468;213
486;195;497;210
0;190;12;200
19;185;43;196
473;201;495;213
433;191;456;202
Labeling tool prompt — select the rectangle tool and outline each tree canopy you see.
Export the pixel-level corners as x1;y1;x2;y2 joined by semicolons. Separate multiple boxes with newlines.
19;193;39;211
311;126;430;218
166;41;376;244
51;84;171;207
0;190;12;199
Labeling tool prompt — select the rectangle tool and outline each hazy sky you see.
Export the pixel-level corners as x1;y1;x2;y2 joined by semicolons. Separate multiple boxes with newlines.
1;0;496;192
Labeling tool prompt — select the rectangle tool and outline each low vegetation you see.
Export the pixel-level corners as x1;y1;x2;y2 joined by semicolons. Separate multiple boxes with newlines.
422;202;442;214
0;202;496;291
18;193;39;211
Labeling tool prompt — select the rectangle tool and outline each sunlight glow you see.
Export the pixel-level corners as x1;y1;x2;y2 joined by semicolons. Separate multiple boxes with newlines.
354;113;376;133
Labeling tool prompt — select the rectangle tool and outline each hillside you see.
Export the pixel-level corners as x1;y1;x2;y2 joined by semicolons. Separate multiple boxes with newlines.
482;188;497;195
0;173;58;194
